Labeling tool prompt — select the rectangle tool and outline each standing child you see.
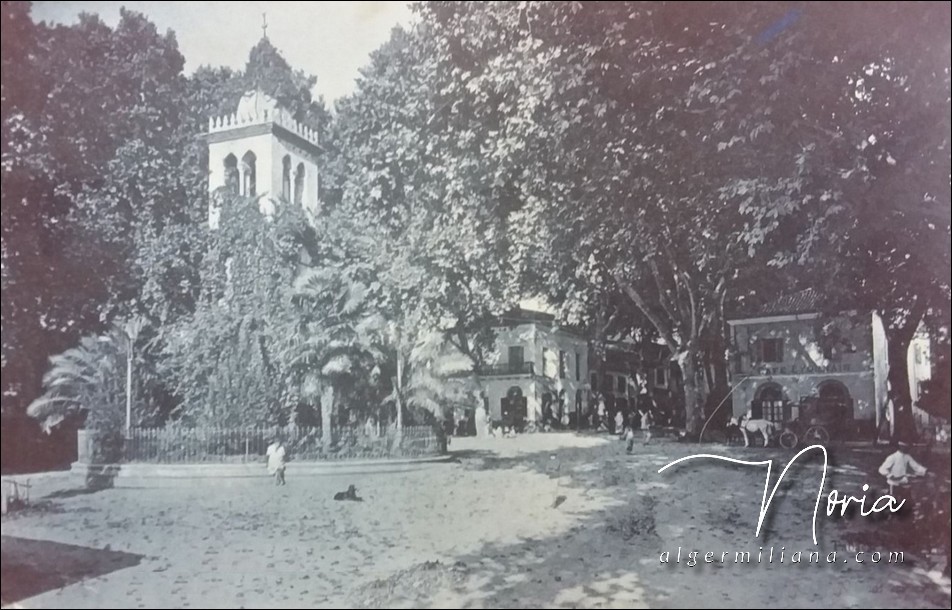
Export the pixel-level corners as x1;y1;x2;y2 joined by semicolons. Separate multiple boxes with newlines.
625;424;637;454
266;436;287;486
640;408;653;445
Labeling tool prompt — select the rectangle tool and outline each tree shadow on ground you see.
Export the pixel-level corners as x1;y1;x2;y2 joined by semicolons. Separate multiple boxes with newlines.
43;486;107;499
367;436;951;608
445;449;496;462
1;536;143;605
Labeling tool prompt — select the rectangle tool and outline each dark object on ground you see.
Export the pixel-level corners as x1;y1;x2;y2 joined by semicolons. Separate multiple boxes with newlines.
552;494;567;509
334;484;363;502
678;429;700;443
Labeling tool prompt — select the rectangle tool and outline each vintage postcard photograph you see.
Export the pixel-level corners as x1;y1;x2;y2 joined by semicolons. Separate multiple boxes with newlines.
1;1;950;608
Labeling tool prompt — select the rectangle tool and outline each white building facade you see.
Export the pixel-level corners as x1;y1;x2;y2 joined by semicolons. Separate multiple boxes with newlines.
476;310;590;428
728;289;932;439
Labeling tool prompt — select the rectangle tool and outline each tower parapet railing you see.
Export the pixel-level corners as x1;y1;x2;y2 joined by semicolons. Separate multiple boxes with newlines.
207;106;319;146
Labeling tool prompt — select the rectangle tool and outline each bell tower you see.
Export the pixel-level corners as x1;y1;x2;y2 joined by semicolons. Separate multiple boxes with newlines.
205;90;321;228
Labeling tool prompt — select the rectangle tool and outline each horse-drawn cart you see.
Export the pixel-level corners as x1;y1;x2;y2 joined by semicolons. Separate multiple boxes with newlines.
778;396;852;448
730;394;852;448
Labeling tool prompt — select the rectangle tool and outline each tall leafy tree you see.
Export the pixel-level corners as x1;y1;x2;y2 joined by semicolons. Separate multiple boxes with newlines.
414;1;949;434
775;3;951;439
2;5;193;464
325;24;521;427
415;2;831;432
23;27;334;430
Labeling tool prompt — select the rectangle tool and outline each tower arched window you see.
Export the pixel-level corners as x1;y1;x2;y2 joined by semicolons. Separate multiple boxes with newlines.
281;155;291;201
294;162;305;205
241;151;257;197
223;154;239;194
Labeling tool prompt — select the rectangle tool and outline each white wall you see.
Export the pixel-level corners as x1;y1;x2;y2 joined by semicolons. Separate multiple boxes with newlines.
871;311;889;429
481;322;589;423
907;323;932;406
271;138;320;216
208;131;320;227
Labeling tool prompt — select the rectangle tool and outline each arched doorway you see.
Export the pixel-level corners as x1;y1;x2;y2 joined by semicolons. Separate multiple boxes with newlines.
816;379;852;424
501;386;527;430
753;382;787;422
818;380;850;402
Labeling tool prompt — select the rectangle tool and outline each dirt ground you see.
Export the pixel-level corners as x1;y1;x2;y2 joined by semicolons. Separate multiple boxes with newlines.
2;433;950;609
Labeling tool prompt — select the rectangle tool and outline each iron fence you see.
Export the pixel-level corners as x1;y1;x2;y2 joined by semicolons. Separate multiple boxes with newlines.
120;425;443;463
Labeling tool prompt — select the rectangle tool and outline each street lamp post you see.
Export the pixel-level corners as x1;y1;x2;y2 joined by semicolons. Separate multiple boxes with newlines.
123;317;144;435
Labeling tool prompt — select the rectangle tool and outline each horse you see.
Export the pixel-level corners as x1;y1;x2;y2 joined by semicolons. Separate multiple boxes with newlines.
728;410;782;447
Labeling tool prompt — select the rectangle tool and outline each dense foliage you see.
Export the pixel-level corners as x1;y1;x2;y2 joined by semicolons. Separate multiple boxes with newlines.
5;2;948;458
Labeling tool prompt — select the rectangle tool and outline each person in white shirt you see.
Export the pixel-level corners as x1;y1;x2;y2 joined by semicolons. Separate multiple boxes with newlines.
640;408;654;446
266;437;287;486
614;409;625;437
878;442;927;498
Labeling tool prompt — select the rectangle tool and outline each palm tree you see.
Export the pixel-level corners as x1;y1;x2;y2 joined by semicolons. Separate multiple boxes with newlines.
288;266;385;449
27;325;127;433
388;328;477;428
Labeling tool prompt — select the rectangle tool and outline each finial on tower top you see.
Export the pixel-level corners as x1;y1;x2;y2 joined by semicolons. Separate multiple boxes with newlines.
262;12;268;39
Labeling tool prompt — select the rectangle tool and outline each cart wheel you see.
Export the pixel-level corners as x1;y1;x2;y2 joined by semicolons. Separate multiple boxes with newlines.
804;425;830;445
780;430;799;449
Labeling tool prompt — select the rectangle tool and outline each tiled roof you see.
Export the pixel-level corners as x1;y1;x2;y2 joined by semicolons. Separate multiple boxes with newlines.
497;308;556;324
734;288;821;319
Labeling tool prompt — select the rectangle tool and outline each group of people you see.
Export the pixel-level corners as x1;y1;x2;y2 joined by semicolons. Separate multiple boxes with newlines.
619;408;654;453
591;392;658;454
592;392;667;431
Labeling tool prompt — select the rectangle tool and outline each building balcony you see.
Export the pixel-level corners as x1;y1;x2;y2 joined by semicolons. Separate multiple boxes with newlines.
477;362;536;376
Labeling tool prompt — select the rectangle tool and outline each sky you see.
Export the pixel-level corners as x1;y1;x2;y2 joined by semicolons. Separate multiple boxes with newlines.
31;1;416;103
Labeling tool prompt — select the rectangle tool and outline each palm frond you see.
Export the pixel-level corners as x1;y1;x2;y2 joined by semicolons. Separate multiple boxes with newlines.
27;327;127;432
321;354;354;376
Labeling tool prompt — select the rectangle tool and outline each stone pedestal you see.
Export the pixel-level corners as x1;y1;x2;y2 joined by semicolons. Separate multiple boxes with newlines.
71;429;118;490
75;429;94;464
